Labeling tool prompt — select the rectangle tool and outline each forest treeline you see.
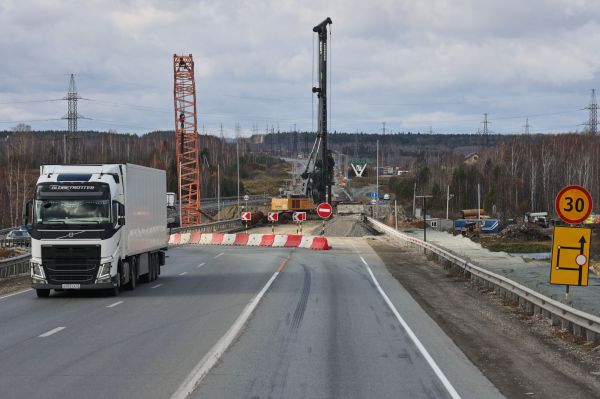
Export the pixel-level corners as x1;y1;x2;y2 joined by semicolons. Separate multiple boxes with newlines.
0;129;281;228
0;128;592;227
386;134;599;221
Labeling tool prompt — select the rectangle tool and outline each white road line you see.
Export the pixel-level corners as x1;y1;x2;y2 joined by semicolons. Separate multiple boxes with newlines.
170;270;281;399
179;272;188;276
0;288;32;301
214;252;224;258
360;256;462;399
38;326;66;338
151;284;163;289
106;301;124;308
197;262;206;268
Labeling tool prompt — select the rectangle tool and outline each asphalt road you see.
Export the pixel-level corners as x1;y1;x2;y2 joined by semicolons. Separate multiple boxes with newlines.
0;239;503;399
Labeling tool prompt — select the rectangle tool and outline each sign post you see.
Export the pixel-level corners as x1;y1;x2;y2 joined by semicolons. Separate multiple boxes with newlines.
293;211;307;234
268;212;279;234
241;212;251;231
552;185;593;301
317;203;333;236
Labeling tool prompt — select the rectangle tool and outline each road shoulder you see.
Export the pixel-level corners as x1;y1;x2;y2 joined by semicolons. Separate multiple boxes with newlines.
368;237;600;399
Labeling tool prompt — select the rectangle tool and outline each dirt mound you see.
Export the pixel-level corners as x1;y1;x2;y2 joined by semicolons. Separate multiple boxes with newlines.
498;223;550;241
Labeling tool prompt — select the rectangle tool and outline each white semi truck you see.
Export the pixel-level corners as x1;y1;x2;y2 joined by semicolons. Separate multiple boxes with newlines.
25;164;168;297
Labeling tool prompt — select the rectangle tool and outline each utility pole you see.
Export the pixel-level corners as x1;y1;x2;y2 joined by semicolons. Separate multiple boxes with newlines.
523;118;531;135
482;113;490;135
382;121;386;135
446;185;454;220
586;89;598;134
217;163;220;221
477;183;481;220
62;74;83;163
416;195;433;242
237;139;240;213
376;139;379;218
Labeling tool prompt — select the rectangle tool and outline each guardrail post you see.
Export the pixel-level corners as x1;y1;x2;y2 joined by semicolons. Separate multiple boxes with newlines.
586;329;597;343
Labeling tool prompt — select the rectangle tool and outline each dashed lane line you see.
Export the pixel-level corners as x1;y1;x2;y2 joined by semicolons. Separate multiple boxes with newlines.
179;272;188;276
151;284;163;289
170;253;291;399
214;253;224;259
106;301;124;308
39;326;66;338
197;262;206;268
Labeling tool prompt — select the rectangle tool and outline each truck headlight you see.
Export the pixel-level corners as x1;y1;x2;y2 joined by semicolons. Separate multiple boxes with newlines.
96;262;112;282
30;260;45;279
30;260;46;283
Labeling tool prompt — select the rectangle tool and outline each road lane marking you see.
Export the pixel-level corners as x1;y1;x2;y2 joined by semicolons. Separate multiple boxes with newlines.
0;288;33;301
151;284;163;289
179;272;188;276
214;252;224;258
276;255;290;272
360;256;462;399
197;262;206;268
106;301;123;308
39;326;66;338
170;254;290;399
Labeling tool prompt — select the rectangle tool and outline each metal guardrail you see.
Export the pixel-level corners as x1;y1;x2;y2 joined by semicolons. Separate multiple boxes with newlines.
170;219;242;235
367;217;600;342
0;253;30;279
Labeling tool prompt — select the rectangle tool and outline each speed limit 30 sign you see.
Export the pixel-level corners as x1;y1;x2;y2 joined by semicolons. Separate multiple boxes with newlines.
555;185;593;224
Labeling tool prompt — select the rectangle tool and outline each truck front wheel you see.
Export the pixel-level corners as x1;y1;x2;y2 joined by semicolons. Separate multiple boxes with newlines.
36;289;50;298
124;259;136;291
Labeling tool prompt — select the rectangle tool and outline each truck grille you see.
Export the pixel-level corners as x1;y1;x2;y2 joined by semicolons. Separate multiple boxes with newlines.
42;245;101;285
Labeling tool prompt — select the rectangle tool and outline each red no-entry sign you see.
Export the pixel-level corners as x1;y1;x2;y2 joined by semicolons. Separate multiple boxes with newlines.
316;203;333;219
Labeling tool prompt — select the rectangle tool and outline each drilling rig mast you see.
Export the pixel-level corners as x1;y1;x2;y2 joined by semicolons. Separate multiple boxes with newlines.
173;54;201;226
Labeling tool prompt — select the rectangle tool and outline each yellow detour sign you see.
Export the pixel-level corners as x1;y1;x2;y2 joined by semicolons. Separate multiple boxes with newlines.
550;226;591;286
555;185;593;224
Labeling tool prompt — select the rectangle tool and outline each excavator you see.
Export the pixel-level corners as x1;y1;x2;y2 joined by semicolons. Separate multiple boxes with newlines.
272;17;334;213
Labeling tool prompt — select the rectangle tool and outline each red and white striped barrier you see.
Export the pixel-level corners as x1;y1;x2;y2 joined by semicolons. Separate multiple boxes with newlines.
169;232;330;250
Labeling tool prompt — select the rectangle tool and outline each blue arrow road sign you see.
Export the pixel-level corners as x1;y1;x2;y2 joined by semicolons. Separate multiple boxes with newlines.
370;192;378;199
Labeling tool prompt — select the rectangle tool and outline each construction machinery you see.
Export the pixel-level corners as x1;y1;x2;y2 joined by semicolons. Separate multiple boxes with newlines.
173;54;201;226
271;17;334;213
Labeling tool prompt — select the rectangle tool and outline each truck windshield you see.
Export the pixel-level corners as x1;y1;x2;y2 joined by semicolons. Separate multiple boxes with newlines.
34;199;111;225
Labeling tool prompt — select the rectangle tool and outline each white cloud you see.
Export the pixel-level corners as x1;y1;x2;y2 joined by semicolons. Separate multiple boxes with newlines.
0;0;598;134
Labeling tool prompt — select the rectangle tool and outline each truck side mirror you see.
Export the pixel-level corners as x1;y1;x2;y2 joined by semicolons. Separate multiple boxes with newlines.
22;200;32;226
118;203;125;226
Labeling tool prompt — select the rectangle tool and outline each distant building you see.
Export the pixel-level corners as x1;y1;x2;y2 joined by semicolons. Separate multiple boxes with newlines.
463;152;480;165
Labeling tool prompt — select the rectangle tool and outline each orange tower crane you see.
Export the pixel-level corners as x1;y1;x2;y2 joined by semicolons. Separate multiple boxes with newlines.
173;54;201;226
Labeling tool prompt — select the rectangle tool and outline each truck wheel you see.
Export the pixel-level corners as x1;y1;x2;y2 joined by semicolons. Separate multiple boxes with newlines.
125;260;136;291
36;289;50;298
151;255;158;281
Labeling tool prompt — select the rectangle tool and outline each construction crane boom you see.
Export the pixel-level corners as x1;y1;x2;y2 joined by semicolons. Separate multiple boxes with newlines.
301;17;334;204
173;54;201;226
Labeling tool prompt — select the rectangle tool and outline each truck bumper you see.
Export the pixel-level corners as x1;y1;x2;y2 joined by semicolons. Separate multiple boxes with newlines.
32;276;118;290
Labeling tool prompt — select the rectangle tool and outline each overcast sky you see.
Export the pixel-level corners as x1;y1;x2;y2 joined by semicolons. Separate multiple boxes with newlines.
1;0;600;136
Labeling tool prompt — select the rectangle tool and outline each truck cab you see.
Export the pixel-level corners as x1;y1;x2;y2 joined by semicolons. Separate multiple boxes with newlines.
28;164;167;297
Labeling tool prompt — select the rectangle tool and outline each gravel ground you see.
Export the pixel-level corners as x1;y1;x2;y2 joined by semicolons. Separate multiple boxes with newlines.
0;275;30;297
404;229;600;316
311;215;378;237
370;237;600;398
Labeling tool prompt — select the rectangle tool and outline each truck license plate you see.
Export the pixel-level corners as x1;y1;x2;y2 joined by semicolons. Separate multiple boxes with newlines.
61;284;80;289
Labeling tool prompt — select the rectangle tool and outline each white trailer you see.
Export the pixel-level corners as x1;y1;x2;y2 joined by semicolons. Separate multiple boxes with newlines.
27;164;168;297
